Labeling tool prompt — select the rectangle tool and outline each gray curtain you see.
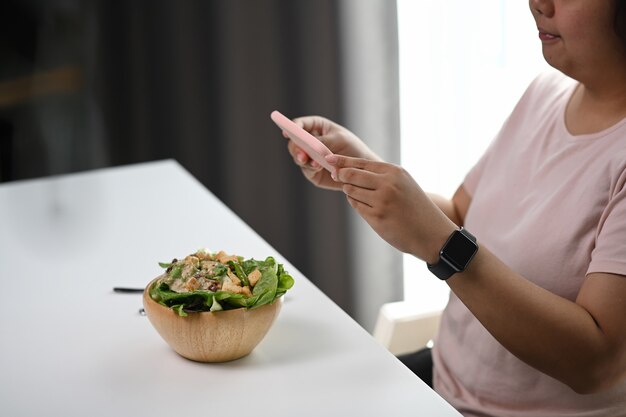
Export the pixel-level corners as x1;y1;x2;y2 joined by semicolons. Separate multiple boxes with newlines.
339;0;402;330
1;0;401;330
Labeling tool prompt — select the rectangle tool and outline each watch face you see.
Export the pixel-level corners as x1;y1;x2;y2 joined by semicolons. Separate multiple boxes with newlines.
441;230;478;272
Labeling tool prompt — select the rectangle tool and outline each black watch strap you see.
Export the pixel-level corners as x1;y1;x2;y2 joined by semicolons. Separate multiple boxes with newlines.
427;257;459;280
427;227;478;280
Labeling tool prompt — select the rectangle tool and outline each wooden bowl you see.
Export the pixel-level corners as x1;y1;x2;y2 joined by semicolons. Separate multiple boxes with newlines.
143;279;282;362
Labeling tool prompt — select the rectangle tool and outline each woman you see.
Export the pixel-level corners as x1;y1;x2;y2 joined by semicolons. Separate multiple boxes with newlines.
283;1;626;415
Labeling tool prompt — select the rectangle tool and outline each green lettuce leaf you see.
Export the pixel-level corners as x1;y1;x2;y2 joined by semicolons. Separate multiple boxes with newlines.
150;254;294;316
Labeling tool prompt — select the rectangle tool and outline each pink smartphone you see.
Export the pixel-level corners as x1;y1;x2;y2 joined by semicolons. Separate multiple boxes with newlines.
271;110;336;174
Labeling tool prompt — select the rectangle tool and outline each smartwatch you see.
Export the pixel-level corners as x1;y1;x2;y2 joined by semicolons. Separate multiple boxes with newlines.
427;227;478;280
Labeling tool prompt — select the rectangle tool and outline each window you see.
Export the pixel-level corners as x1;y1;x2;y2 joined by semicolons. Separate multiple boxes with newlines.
398;1;548;311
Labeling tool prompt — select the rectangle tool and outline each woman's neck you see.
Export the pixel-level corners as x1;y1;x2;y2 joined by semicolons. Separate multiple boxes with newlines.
565;68;626;135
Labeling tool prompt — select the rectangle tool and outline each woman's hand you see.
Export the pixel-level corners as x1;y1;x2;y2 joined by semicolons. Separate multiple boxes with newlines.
325;154;456;261
282;116;381;191
327;153;626;393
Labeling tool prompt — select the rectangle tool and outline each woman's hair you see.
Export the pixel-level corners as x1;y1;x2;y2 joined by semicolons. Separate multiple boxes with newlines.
615;0;626;47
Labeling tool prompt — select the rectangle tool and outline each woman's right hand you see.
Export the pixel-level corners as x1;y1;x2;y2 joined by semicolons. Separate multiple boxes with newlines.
284;115;382;190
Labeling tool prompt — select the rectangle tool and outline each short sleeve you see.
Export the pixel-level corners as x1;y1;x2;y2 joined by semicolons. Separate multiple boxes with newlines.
462;144;493;198
463;135;500;196
588;167;626;276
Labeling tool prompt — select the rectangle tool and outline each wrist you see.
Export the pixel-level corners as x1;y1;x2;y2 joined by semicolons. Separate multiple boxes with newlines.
426;226;479;280
422;223;457;264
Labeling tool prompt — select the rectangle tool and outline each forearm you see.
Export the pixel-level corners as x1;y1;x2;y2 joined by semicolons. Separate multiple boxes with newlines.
326;154;624;393
428;193;462;225
447;245;617;393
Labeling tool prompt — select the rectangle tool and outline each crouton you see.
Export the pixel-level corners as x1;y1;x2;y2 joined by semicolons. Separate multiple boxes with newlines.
200;260;217;271
227;270;241;286
184;255;200;267
215;251;238;264
181;256;200;278
195;249;213;260
222;279;244;294
241;286;252;297
184;277;201;291
248;269;262;287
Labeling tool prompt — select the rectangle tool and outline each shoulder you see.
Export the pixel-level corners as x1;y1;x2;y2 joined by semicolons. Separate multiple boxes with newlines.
529;70;575;90
497;70;575;135
519;70;577;106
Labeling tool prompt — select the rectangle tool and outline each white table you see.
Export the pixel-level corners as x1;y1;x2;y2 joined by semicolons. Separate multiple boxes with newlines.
0;160;460;416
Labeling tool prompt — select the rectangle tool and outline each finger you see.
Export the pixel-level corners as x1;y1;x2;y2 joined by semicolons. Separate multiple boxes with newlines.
336;167;379;190
298;158;325;179
293;116;330;137
302;166;320;181
288;142;324;173
287;141;311;166
325;154;387;174
342;183;377;207
346;194;373;213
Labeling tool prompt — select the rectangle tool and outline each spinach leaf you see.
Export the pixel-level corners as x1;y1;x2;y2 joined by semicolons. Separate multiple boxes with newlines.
212;263;228;278
210;297;223;312
172;304;188;317
154;286;211;311
241;259;261;275
276;273;294;296
169;265;183;279
250;263;278;308
149;253;294;316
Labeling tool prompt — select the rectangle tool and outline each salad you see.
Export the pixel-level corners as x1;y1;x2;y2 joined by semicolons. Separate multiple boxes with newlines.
149;249;294;316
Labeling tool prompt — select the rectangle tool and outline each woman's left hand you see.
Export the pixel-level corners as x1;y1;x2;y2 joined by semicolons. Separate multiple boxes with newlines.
325;154;456;262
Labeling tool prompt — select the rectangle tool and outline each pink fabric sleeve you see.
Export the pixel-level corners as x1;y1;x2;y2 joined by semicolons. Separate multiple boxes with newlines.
588;167;626;277
462;141;494;198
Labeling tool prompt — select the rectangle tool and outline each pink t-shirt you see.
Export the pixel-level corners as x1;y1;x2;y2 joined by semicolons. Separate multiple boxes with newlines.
432;71;626;416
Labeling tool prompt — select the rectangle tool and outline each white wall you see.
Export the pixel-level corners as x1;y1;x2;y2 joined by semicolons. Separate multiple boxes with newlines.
398;0;549;311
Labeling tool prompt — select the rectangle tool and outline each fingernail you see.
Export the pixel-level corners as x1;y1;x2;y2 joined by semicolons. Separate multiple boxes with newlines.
325;154;338;165
331;168;338;181
297;152;307;163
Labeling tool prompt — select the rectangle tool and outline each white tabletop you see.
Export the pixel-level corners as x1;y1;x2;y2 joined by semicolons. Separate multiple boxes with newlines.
0;160;460;417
